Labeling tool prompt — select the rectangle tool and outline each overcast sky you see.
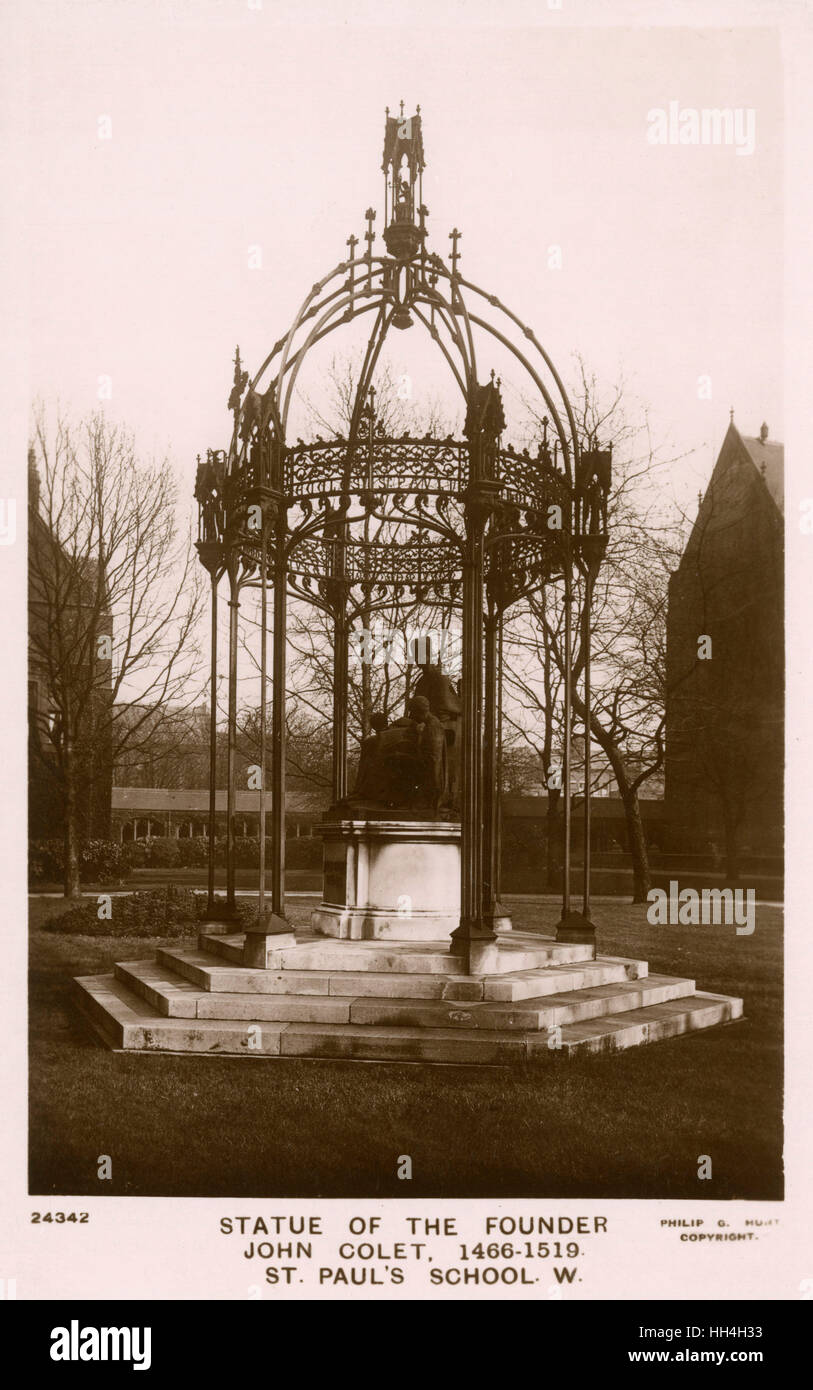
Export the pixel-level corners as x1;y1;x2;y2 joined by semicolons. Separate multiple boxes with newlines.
12;0;782;525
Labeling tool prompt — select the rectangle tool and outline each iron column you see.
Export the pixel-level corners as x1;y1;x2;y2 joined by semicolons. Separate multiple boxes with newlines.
225;558;240;918
207;567;219;913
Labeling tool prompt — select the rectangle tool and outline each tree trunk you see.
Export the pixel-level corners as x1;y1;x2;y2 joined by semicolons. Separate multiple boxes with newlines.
565;685;654;904
546;789;562;889
62;741;81;899
622;788;650;902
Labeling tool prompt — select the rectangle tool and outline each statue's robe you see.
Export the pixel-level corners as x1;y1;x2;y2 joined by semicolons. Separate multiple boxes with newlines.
350;731;387;802
348;705;452;812
413;665;462;808
376;717;423;804
418;711;447;812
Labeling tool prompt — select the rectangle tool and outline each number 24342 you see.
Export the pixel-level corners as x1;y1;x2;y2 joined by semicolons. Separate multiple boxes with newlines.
31;1212;88;1224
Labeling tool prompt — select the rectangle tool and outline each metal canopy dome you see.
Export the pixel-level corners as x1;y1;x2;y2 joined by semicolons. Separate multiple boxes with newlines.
194;105;610;972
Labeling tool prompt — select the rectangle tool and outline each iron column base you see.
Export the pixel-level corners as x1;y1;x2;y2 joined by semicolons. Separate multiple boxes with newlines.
243;913;297;968
556;909;596;948
206;900;243;925
449;918;501;976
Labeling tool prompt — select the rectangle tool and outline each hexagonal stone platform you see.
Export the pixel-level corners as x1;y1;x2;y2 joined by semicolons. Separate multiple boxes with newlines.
72;927;743;1065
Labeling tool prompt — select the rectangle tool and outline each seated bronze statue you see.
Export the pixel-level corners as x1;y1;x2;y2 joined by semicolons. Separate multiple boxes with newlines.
413;650;461;808
349;696;450;812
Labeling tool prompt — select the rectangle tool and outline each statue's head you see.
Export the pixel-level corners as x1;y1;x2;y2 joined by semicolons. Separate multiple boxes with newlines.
409;696;430;722
370;712;388;733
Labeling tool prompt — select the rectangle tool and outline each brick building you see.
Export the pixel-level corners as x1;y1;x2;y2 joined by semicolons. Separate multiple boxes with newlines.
664;421;783;872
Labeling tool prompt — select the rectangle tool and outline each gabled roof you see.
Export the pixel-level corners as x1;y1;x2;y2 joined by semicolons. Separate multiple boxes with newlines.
738;429;784;515
673;422;783;578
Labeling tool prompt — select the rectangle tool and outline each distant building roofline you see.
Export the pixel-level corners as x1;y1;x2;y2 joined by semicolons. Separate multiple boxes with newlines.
112;786;322;815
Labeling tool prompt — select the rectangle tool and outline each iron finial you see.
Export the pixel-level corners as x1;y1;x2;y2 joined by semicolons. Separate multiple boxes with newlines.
364;208;376;261
228;345;249;417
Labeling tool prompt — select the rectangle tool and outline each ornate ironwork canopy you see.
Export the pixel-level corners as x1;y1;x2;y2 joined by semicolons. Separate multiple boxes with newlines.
195;105;610;973
196;104;608;597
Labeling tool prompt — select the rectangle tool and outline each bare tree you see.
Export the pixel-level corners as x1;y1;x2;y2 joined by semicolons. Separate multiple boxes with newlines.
29;406;205;895
504;359;688;900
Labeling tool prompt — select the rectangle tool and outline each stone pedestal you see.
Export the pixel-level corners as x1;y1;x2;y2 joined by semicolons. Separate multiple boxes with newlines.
312;818;462;941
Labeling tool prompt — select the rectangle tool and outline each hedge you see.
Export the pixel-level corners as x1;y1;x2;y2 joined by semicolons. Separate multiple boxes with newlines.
285;837;322;870
29;839;133;885
41;885;201;938
125;838;207;869
29;832;323;883
125;835;322;871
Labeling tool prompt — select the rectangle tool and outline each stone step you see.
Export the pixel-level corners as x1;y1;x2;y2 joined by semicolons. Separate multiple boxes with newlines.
115;960;202;1017
275;935;595;977
198;932;246;963
117;962;694;1030
72;974;131;1048
338;975;696;1032
74;974;289;1054
194;991;353;1023
117;960;351;1025
156;946;644;1003
72;973;743;1063
548;993;743;1059
159;948;334;996
278;994;742;1063
482;956;648;1001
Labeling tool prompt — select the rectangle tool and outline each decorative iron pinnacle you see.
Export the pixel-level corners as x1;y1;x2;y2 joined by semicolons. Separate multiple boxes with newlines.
364;207;376;290
345;233;358;311
228;345;249;418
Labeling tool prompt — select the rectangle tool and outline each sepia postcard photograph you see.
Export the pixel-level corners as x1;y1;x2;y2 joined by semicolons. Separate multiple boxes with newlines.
1;0;811;1325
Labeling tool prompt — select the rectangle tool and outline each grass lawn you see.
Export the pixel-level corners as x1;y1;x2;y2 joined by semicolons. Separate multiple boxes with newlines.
29;895;783;1200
